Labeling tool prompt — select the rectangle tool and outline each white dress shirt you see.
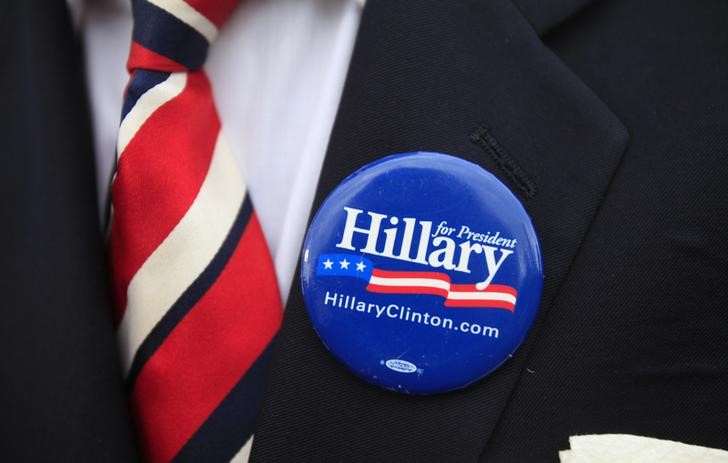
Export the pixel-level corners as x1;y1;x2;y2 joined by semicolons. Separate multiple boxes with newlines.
77;0;363;304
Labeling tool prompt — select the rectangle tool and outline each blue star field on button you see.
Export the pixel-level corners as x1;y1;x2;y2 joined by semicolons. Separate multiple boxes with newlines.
316;254;373;280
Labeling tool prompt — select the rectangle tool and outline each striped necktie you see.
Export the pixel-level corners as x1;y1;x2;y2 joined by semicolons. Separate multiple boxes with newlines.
109;1;283;461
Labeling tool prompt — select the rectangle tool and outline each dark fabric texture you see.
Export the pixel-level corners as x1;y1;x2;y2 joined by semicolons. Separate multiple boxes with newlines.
483;0;728;460
252;0;728;462
0;2;139;462
252;0;631;461
513;0;594;35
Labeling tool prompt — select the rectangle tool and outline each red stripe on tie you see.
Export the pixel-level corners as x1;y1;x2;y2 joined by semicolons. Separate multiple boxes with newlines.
128;42;187;72
110;72;219;320
131;213;282;463
184;0;240;27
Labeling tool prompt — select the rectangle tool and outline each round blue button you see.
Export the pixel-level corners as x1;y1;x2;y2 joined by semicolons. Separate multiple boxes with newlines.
301;152;543;394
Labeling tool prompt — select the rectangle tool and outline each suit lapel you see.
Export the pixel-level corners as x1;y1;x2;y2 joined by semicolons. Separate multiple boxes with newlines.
514;0;598;35
0;2;139;461
253;0;627;461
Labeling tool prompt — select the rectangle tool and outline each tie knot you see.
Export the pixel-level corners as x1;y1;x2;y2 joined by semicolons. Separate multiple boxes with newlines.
127;0;239;72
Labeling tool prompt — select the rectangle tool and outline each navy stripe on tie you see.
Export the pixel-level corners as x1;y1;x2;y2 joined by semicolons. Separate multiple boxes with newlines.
125;195;253;388
131;0;209;70
121;70;171;120
172;342;276;463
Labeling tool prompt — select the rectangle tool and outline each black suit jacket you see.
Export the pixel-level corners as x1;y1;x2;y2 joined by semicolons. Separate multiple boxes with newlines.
2;0;727;462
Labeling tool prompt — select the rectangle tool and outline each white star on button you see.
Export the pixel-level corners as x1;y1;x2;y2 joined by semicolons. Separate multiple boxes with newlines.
339;259;350;269
356;261;366;272
323;259;333;270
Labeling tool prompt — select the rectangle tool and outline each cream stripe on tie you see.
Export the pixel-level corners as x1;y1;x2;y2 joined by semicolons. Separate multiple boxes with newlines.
146;0;219;42
118;133;244;374
117;73;187;157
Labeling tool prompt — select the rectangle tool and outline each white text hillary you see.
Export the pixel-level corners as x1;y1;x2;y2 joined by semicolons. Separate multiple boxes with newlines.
335;207;515;290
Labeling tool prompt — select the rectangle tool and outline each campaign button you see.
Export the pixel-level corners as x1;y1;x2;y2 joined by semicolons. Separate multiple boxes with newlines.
300;152;543;394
